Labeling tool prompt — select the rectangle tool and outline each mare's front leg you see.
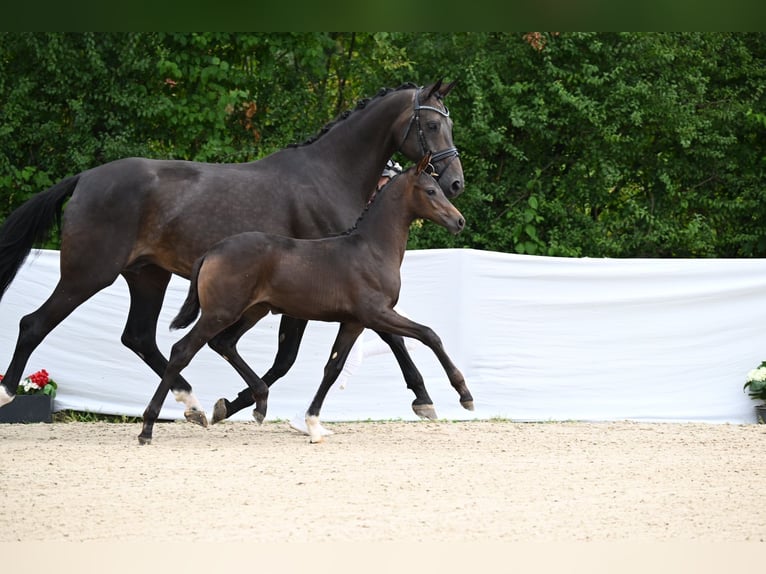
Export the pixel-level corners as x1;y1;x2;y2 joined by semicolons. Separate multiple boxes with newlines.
374;331;437;420
305;322;365;444
122;267;207;427
1;274;115;404
370;311;474;412
210;315;308;424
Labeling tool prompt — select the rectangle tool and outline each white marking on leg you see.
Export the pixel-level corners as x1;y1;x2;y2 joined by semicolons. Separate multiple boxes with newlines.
173;389;203;412
0;385;15;407
306;415;323;443
289;412;334;437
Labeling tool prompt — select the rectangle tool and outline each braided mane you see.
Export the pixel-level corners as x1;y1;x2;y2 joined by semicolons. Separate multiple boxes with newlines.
339;172;403;236
288;82;418;148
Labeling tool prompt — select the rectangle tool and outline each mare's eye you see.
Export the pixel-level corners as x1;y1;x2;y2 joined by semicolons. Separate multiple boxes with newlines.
426;121;439;132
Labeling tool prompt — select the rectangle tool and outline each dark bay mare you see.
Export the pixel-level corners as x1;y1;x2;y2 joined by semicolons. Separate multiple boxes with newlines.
141;154;473;444
0;81;464;424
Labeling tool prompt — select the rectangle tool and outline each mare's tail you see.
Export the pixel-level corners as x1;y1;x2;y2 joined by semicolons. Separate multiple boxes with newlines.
170;256;205;330
0;175;80;300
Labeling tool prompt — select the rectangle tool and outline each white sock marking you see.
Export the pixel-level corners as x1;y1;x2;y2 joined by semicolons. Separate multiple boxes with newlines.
173;389;203;412
0;385;14;407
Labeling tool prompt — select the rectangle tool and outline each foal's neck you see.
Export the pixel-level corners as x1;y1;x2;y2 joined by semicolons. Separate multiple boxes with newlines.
351;186;414;263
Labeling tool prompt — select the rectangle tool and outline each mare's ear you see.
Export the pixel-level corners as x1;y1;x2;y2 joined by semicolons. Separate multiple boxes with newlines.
425;79;444;100
416;152;432;175
440;80;457;98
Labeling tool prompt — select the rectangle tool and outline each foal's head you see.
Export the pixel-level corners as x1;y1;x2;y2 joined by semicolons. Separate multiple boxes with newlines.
403;153;466;235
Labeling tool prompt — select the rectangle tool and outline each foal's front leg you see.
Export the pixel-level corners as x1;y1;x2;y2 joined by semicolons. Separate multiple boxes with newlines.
305;322;365;443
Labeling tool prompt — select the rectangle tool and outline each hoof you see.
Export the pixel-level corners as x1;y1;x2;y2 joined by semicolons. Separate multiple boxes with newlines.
138;435;152;446
309;435;325;444
252;409;265;425
211;399;229;425
412;403;438;420
185;409;209;428
460;400;475;411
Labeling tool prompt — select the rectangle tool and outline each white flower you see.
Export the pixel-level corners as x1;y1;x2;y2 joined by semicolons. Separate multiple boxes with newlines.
747;366;766;383
20;379;36;393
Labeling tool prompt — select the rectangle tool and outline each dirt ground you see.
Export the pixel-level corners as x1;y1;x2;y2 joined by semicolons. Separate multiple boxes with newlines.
1;419;764;546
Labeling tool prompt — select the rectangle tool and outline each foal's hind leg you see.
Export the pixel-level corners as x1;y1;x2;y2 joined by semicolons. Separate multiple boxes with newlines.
139;320;219;444
206;306;271;424
139;307;270;444
121;266;206;427
211;315;308;423
374;331;438;420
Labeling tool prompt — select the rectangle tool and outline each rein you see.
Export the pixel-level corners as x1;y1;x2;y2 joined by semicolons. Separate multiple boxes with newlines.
399;88;459;179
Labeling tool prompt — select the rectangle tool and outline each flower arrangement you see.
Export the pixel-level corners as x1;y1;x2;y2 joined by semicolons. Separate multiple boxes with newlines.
744;361;766;403
0;369;57;398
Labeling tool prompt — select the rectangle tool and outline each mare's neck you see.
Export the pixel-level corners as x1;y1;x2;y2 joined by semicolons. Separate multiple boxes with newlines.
311;88;413;204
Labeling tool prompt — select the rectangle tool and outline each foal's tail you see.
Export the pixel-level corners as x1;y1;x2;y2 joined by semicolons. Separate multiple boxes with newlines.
170;256;205;330
0;175;80;300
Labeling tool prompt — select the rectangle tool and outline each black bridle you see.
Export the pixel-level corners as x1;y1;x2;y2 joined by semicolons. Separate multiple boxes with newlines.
399;87;459;179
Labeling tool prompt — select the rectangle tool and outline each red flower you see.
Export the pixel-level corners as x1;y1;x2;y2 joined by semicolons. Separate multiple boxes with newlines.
27;369;49;388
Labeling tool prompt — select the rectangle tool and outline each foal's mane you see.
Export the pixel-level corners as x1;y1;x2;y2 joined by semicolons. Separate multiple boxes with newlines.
288;82;419;148
339;172;402;236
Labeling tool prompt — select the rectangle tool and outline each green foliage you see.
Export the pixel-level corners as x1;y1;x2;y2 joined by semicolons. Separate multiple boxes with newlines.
402;32;766;257
1;33;765;257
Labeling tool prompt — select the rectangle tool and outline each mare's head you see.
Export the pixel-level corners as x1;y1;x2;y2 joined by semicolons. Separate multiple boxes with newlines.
400;153;465;235
397;80;464;199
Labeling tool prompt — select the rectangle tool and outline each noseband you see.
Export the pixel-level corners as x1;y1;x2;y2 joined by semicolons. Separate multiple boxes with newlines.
399;88;459;179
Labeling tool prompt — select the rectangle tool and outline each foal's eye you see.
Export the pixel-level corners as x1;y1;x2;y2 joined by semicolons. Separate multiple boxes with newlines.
426;188;436;196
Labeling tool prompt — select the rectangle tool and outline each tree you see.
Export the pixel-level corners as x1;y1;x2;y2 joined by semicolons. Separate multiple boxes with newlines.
1;32;765;257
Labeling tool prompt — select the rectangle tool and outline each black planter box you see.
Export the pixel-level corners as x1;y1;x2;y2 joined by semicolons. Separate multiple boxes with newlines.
0;394;53;423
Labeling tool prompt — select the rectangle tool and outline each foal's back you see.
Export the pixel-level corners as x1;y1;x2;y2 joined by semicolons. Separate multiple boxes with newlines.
198;228;396;325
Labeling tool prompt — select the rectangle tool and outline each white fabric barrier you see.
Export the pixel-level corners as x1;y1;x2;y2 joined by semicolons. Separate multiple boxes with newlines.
1;249;765;424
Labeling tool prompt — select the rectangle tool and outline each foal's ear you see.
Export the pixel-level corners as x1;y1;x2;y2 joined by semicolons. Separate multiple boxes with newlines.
416;152;432;175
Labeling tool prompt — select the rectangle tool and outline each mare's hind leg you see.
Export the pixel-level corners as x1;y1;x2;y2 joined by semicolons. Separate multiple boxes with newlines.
305;322;365;444
211;315;308;423
121;266;206;427
374;331;437;420
0;276;112;405
206;306;271;424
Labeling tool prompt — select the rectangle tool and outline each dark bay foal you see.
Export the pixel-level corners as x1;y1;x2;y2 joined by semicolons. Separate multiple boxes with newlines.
138;154;473;444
